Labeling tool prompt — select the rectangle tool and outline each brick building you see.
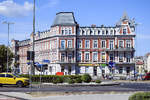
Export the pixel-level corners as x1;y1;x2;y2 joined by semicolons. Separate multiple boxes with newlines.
11;12;136;77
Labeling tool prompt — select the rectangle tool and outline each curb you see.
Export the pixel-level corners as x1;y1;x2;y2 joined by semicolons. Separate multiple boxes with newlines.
32;82;120;87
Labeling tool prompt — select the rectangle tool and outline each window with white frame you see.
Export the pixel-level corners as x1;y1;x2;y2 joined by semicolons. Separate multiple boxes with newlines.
123;28;127;35
93;40;98;48
69;28;72;35
109;40;114;50
82;30;85;35
126;40;131;48
109;53;114;61
110;30;113;35
126;53;131;63
67;40;72;48
61;53;65;62
119;53;123;62
68;53;72;62
101;52;106;62
102;30;105;35
60;40;65;49
98;30;100;35
85;52;90;61
65;28;68;35
106;30;108;35
93;52;98;62
119;40;124;48
61;28;64;35
77;52;81;61
85;40;90;48
77;40;82;48
101;40;106;48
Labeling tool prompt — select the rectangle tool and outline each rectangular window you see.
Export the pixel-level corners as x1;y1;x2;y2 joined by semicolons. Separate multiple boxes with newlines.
102;30;105;35
126;40;131;48
77;40;82;48
61;53;65;62
119;67;123;74
61;40;65;49
93;52;98;62
123;29;127;35
69;29;72;34
101;52;106;62
77;52;81;61
93;40;98;48
65;28;68;35
85;52;90;61
119;40;124;48
126;53;131;63
109;53;114;61
68;54;72;62
85;40;90;48
62;30;64;35
119;53;123;62
110;30;113;35
101;40;106;48
109;40;114;49
67;40;72;48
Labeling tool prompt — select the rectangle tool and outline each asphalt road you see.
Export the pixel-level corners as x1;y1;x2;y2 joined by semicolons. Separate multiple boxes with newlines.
0;82;150;93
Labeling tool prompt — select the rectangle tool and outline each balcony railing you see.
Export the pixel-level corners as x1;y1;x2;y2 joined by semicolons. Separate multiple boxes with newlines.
58;60;76;64
59;47;75;51
105;47;135;52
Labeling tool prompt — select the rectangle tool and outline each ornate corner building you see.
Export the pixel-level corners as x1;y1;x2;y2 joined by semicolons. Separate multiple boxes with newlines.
11;12;136;77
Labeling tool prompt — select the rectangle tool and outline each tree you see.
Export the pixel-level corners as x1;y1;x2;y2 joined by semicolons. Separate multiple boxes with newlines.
0;45;14;72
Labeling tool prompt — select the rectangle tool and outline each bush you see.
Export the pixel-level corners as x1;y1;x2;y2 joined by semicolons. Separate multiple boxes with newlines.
95;80;101;83
74;77;82;83
81;74;92;83
67;79;75;84
129;92;150;100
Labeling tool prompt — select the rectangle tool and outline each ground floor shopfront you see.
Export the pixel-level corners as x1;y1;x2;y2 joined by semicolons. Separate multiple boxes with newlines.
34;63;135;78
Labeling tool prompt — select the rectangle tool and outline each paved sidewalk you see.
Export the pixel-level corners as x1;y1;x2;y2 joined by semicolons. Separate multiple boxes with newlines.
0;92;133;100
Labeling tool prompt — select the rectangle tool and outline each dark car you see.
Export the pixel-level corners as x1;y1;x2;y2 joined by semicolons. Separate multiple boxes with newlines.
142;73;150;80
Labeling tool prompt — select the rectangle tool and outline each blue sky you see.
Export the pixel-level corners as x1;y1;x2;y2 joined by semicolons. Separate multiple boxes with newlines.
0;0;150;56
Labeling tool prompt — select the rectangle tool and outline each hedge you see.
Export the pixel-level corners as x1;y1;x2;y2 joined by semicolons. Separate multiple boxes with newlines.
19;74;82;83
129;92;150;100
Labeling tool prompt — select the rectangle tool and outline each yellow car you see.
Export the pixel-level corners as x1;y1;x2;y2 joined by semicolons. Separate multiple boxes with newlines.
0;73;29;87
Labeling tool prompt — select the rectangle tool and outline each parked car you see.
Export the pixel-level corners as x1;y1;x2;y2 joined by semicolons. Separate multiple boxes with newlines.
0;73;29;87
142;73;150;80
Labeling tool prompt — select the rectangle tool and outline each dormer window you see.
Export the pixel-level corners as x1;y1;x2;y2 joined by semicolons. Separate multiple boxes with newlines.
123;28;127;35
98;30;100;35
106;30;108;35
102;30;105;35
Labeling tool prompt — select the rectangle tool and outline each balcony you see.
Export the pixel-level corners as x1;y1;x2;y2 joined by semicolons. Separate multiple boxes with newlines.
105;47;135;52
58;60;76;64
59;47;75;52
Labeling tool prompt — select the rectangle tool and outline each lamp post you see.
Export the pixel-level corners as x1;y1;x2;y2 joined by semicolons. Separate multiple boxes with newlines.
31;0;35;75
3;21;14;73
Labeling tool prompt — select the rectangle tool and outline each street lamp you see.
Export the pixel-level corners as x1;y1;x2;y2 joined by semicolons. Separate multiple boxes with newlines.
3;21;14;73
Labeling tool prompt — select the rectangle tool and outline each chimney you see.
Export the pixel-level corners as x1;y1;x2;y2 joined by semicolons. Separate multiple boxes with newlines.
91;24;96;27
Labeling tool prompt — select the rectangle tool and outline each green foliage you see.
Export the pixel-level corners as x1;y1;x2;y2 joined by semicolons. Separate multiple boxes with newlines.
74;77;82;83
0;45;14;72
67;79;75;84
129;92;150;100
19;74;82;83
95;80;101;83
81;74;92;83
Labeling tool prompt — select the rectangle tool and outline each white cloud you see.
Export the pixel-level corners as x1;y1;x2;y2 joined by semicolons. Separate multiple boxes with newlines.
0;0;33;17
42;0;59;9
137;34;150;39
